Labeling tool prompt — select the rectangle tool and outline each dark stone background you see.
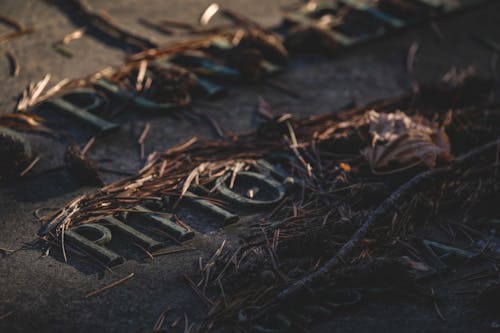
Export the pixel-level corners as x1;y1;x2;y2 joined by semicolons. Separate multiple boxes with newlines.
1;1;499;332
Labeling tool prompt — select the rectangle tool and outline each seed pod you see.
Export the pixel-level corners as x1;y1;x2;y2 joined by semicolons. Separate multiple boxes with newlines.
0;127;32;181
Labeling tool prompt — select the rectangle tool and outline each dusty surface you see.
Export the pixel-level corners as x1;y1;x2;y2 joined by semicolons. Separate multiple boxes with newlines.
1;1;499;332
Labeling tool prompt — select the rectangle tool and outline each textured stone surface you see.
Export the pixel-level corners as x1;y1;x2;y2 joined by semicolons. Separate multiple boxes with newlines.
1;1;499;332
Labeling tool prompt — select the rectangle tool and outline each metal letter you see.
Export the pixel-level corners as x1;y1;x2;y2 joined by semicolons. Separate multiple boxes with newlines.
101;215;164;252
128;206;195;242
184;191;239;225
94;79;177;112
65;223;124;266
45;88;119;133
422;239;478;271
216;171;286;209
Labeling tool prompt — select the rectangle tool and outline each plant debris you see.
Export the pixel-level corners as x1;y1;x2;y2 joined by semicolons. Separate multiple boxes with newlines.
61;27;86;45
85;272;134;298
361;109;453;171
36;76;500;330
19;156;40;177
64;0;158;50
4;1;498;331
5;50;20;77
0;14;35;45
16;74;52;112
0;0;486;140
52;27;87;58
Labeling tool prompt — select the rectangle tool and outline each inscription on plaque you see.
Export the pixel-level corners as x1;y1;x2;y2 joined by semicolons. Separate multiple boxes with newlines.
65;160;293;266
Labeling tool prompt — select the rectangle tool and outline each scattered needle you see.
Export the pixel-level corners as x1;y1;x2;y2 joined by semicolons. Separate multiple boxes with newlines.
0;311;13;320
431;288;446;322
153;306;170;331
138;18;173;35
20;156;40;177
138;122;151;159
61;27;86;45
5;50;19;77
407;41;419;76
81;137;96;156
200;3;220;25
85;273;135;298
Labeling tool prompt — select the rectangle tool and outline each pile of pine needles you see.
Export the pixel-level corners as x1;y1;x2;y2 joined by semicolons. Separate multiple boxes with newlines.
38;77;500;330
195;79;500;331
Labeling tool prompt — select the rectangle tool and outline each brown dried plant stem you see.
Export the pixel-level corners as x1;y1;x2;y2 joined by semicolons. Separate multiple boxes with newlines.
69;0;157;50
5;50;20;76
277;138;500;300
85;272;135;298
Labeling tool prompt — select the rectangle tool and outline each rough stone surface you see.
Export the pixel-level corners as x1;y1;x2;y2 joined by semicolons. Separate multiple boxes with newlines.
1;1;499;332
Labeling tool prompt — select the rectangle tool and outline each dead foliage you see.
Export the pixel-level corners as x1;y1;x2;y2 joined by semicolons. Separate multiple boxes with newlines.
2;1;497;330
361;109;453;171
36;78;500;330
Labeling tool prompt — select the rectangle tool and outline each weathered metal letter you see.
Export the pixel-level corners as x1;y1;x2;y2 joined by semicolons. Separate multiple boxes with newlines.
216;171;286;209
45;88;119;133
65;223;124;266
185;191;239;225
129;206;195;242
101;215;164;252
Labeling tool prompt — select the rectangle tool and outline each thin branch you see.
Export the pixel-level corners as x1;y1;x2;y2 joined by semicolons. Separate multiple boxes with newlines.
278;138;500;300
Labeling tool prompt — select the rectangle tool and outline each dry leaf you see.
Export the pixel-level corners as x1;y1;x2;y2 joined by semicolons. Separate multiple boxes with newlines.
362;110;452;171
